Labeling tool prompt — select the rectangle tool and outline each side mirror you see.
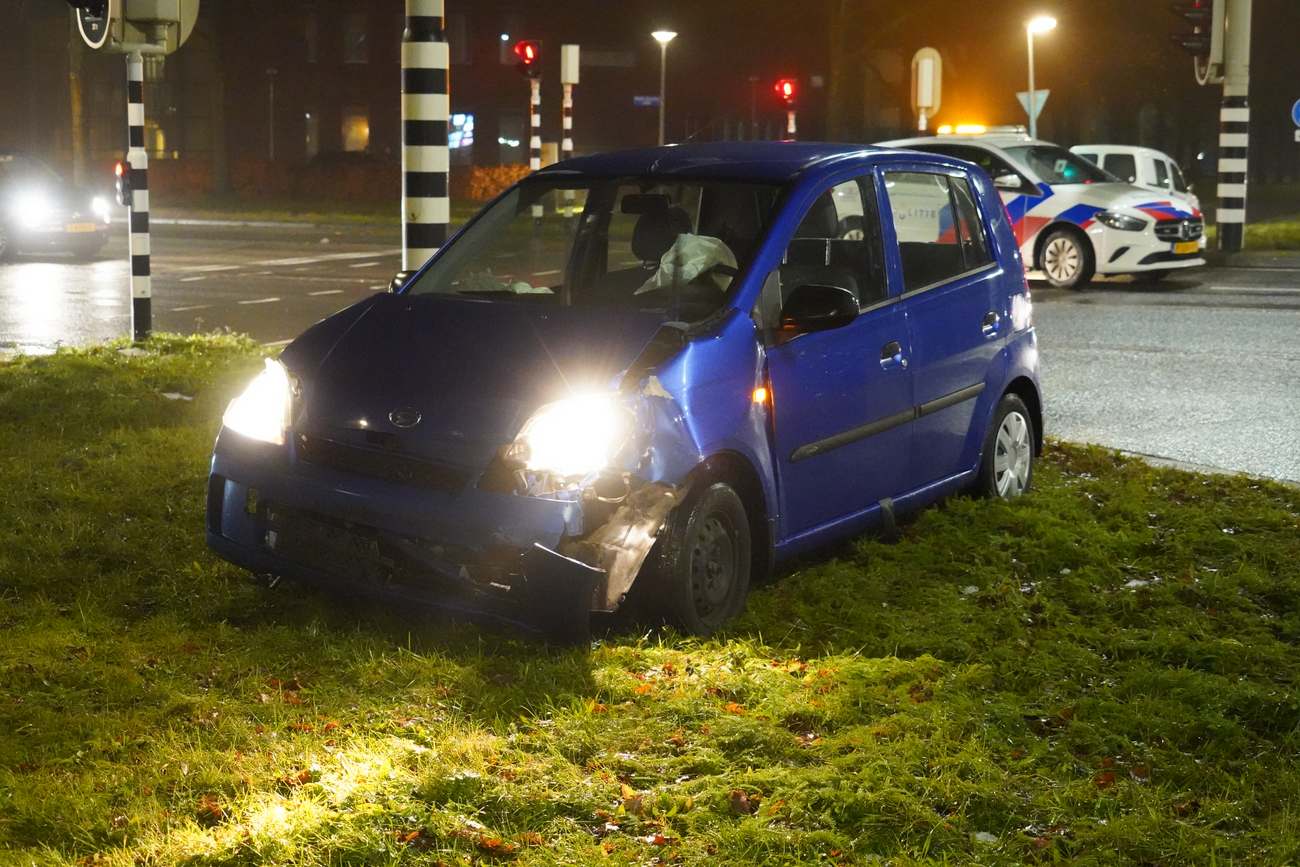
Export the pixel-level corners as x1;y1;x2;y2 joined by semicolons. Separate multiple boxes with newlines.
993;173;1023;191
388;270;414;293
779;284;859;337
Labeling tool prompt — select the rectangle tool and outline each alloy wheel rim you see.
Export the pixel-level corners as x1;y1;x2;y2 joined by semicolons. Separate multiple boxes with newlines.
689;513;736;620
993;410;1032;498
1044;237;1080;283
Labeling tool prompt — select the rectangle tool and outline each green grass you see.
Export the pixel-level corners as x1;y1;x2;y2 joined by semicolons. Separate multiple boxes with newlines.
2;336;1299;865
1206;217;1300;251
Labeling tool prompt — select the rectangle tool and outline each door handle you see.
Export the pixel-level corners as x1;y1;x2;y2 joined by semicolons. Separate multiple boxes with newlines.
880;340;908;370
981;311;1001;337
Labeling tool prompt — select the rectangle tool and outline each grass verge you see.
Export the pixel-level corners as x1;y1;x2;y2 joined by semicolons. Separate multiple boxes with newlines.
1;336;1298;865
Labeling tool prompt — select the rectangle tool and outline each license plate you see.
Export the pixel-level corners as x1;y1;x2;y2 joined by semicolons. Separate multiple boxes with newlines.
1173;240;1199;255
65;223;98;234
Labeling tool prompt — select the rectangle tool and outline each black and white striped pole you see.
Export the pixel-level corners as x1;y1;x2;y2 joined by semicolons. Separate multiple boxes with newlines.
401;0;450;270
126;52;151;341
561;45;579;212
529;77;543;220
1216;0;1252;253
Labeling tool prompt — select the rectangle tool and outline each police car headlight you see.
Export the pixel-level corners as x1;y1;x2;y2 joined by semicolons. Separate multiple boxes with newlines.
91;196;112;223
1095;210;1146;232
10;192;56;230
510;394;632;478
222;359;295;446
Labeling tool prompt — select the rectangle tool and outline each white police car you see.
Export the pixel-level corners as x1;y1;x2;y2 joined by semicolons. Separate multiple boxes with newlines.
881;131;1205;289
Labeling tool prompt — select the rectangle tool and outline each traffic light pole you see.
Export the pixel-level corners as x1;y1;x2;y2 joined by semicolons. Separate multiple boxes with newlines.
401;0;450;270
1216;0;1252;253
786;110;797;140
125;51;151;341
529;77;542;220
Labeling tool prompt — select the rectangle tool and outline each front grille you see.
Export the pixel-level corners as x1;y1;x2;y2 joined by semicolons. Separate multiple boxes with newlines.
1154;218;1204;242
296;434;469;493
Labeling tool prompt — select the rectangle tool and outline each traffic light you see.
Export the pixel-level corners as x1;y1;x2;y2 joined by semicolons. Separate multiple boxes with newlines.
63;0;106;13
774;78;798;107
114;159;132;208
1170;0;1212;57
513;40;541;78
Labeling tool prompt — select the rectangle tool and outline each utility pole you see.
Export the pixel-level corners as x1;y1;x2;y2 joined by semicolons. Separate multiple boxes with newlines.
401;0;450;270
1216;0;1252;252
126;52;152;341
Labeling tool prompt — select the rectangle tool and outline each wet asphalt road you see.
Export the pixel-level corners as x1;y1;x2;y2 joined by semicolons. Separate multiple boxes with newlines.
2;221;1297;483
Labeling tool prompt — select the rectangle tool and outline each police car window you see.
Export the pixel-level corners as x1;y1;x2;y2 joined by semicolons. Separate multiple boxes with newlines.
883;172;967;293
1005;145;1111;184
950;177;992;269
1102;153;1137;184
780;177;887;306
1075;152;1099;166
1154;159;1170;189
1170;161;1190;193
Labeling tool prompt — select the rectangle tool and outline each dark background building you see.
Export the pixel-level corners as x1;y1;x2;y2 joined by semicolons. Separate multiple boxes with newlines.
4;0;1298;202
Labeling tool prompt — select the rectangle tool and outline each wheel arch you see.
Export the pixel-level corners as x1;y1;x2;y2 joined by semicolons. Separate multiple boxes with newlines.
688;450;773;584
1003;376;1044;455
1032;221;1094;272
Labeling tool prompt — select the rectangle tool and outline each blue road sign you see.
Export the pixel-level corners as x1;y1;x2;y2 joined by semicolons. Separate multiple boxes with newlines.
1292;99;1300;128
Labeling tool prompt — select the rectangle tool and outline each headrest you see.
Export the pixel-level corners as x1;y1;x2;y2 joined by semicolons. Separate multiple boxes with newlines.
632;203;693;263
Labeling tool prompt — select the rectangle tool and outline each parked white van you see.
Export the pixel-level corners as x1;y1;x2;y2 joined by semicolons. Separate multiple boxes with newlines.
1070;145;1200;213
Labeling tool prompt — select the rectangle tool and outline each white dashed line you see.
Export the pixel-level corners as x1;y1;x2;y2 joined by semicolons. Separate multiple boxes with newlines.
348;261;380;269
533;269;562;277
177;264;240;273
263;338;293;348
179;276;206;283
308;289;344;296
239;297;280;305
171;304;211;312
253;249;402;267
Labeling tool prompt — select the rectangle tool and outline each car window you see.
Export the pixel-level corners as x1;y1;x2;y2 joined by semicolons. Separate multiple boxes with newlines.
949;176;993;269
883;171;970;293
1169;161;1190;193
906;143;1022;185
1005;145;1113;184
1074;152;1099;166
780;176;888;307
1102;153;1137;184
1154;159;1170;190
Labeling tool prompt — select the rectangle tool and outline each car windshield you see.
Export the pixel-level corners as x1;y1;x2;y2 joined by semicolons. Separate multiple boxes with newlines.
1004;145;1115;185
406;176;782;322
0;155;62;187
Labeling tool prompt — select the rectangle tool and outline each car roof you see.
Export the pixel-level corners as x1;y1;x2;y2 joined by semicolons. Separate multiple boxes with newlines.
1070;144;1172;159
539;141;913;184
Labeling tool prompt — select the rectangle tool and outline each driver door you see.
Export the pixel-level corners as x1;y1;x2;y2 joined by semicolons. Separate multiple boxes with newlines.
763;173;914;538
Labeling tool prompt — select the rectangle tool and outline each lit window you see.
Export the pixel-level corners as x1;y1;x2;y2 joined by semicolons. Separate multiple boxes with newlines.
342;106;370;153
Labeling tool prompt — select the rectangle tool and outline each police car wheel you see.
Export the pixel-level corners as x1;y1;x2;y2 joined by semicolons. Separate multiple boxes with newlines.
1040;229;1094;290
651;481;751;636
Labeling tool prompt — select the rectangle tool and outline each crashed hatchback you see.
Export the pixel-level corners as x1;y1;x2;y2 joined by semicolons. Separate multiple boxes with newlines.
206;142;1043;639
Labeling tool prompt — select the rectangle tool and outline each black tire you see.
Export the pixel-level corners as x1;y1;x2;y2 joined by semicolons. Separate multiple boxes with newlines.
649;481;751;636
1039;228;1095;290
973;393;1036;500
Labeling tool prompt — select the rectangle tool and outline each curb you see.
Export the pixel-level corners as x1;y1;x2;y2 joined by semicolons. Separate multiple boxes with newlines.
1205;251;1300;269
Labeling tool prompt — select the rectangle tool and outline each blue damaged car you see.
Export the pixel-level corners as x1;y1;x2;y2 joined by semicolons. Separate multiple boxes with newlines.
206;142;1042;640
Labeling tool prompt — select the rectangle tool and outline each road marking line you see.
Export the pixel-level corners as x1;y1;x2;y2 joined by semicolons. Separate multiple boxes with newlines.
264;338;294;348
533;269;562;277
369;284;387;290
1204;285;1300;295
348;261;380;268
171;304;211;312
239;297;281;305
177;264;240;273
308;289;345;296
252;249;402;267
179;276;206;283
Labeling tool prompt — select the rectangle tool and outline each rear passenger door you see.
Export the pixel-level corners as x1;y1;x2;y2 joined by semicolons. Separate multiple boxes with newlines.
881;168;1004;487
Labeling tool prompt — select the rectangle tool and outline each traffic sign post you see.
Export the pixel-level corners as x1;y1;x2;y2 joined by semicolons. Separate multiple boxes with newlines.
66;0;200;342
401;0;450;270
911;48;942;133
560;45;580;211
1215;0;1252;253
1016;90;1051;125
774;78;797;140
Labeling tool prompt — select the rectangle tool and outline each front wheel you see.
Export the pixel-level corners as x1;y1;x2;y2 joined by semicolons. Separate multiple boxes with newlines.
974;394;1036;500
1040;229;1094;290
649;481;751;636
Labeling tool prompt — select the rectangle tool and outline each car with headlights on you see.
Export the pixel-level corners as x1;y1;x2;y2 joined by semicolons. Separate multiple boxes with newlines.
881;132;1205;288
0;152;111;261
206;142;1042;640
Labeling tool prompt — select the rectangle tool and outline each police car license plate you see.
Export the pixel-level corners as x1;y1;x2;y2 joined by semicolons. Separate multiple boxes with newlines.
1173;240;1198;255
65;223;98;233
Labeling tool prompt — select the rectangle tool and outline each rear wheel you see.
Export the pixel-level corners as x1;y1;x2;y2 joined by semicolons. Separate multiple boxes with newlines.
1040;229;1094;290
974;394;1036;500
650;481;751;636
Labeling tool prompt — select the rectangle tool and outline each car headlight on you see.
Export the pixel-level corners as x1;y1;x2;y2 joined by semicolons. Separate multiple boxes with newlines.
11;192;56;230
91;195;111;223
222;359;295;446
510;394;633;478
1094;210;1146;232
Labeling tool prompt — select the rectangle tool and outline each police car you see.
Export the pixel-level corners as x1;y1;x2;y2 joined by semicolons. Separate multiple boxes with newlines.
881;130;1205;288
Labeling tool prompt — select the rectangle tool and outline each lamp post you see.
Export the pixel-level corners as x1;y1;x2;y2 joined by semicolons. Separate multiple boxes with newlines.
651;30;677;146
1025;15;1056;139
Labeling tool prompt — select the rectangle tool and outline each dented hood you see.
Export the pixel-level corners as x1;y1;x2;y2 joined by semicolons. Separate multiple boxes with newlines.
296;294;669;470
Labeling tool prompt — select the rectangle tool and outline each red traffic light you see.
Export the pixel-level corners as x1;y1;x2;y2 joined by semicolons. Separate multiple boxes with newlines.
114;159;133;207
774;78;797;106
513;40;541;77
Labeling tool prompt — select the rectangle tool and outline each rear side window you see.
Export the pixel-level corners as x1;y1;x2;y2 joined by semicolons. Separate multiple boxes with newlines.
1075;152;1099;166
884;172;989;293
781;176;888;306
1103;153;1137;184
1154;159;1170;190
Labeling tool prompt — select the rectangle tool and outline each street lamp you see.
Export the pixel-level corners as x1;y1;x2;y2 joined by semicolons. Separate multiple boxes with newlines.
1025;15;1056;140
651;29;677;146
